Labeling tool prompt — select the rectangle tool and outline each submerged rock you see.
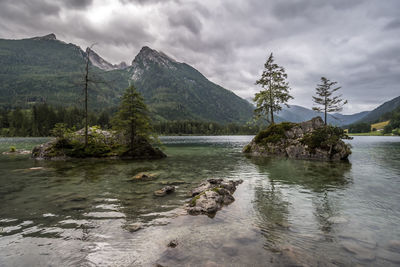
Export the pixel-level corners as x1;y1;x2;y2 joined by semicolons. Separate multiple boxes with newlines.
186;178;243;217
133;172;157;180
154;186;175;197
167;239;178;248
243;117;352;161
341;240;376;261
387;240;400;253
126;223;142;232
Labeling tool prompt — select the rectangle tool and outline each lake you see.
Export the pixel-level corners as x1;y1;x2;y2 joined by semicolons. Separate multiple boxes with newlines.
0;136;399;266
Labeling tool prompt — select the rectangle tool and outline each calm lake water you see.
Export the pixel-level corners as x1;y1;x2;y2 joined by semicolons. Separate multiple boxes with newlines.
0;136;399;266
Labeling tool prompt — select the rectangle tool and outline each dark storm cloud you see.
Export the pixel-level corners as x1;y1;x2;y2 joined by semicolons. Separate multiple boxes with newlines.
0;0;60;17
0;0;399;113
118;0;179;5
168;10;202;34
63;0;93;9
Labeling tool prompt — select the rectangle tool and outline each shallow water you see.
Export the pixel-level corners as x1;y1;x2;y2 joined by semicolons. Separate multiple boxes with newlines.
0;136;399;266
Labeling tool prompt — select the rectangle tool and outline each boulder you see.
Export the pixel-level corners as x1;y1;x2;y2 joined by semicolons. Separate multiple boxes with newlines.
243;117;352;161
186;179;243;217
154;186;175;197
126;223;142;232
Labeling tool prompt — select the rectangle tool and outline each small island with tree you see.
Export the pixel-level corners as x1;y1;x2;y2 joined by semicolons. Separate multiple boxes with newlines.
243;53;352;161
32;85;165;160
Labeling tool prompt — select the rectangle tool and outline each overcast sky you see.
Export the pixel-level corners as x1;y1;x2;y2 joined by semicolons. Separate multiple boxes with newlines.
1;0;399;114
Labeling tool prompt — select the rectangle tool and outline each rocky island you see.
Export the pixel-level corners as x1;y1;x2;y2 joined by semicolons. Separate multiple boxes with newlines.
243;117;352;161
32;126;165;160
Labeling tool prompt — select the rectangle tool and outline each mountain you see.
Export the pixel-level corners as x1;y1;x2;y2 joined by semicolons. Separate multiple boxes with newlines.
128;46;253;122
0;34;253;123
330;111;370;125
352;96;400;124
0;34;129;109
87;47;128;71
276;105;369;126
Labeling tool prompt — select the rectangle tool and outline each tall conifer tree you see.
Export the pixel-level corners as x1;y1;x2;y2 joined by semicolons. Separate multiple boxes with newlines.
254;53;292;124
112;85;152;150
312;77;347;125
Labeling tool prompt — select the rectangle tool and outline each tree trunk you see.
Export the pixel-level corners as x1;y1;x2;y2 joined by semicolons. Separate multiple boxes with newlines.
324;96;327;125
84;51;89;147
270;107;274;124
269;79;274;124
130;121;134;150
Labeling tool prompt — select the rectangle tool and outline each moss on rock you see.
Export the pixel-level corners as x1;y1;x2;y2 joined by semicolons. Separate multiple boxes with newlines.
254;122;297;144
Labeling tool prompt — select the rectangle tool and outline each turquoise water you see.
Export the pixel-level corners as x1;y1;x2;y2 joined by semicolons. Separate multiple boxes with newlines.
0;136;399;266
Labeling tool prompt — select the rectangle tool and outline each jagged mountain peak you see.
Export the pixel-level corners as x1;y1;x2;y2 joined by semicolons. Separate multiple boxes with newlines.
31;33;57;41
133;46;177;66
86;47;129;71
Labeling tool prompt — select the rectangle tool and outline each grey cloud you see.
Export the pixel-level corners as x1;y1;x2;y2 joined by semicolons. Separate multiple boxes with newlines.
385;19;400;30
118;0;179;5
168;10;202;34
63;0;93;9
0;0;60;17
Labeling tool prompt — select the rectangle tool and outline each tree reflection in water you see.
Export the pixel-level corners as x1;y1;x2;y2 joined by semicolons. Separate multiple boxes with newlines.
250;157;352;256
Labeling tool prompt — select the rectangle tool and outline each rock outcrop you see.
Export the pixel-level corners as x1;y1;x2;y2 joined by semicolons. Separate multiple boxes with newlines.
186;178;243;217
243;117;351;161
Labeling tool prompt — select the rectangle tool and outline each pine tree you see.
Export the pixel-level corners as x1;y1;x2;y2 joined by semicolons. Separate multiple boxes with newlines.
312;77;348;125
254;53;293;124
112;85;152;150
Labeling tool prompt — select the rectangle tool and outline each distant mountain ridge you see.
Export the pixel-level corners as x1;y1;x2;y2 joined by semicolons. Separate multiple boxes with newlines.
0;34;253;123
352;95;400;124
276;105;370;126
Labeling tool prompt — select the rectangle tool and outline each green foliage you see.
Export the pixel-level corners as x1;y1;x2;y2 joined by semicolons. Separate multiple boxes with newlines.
46;125;120;158
312;77;347;125
112;85;154;150
0;104;115;137
9;146;16;152
348;122;371;133
50;123;71;138
383;106;400;135
64;141;112;158
254;53;293;124
301;126;351;152
254;122;296;144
